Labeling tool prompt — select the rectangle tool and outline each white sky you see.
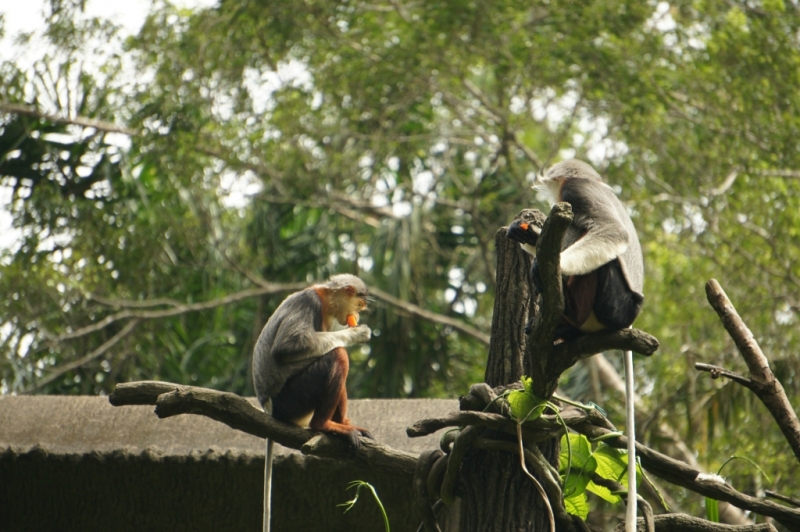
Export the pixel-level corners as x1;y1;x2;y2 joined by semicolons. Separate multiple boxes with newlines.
1;0;217;43
0;0;217;251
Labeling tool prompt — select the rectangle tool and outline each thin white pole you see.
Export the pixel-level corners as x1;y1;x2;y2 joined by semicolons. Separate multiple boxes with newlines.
624;349;637;532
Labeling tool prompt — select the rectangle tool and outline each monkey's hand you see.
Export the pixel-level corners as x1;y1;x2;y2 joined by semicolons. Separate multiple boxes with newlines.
347;324;372;345
506;219;540;256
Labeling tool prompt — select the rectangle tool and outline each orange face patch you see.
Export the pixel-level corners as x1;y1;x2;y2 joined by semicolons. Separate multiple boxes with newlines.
346;314;359;328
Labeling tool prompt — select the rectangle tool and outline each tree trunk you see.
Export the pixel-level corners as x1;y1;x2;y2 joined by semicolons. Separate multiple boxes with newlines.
458;212;560;532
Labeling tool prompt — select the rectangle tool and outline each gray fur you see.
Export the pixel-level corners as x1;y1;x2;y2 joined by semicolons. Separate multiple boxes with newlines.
541;160;643;296
252;276;370;409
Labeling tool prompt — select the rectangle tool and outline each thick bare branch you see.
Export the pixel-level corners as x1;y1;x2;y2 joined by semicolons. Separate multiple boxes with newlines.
109;381;417;478
705;279;800;464
572;422;800;529
549;328;658;376
406;407;589;442
527;202;572;398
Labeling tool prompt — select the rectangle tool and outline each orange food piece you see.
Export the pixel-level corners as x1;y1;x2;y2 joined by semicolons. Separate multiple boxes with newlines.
519;223;529;230
346;314;358;328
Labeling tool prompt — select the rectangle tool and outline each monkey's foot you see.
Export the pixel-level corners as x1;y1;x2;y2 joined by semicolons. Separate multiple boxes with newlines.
357;428;374;440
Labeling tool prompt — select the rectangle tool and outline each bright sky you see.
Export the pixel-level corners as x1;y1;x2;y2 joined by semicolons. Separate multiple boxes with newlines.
0;0;217;252
0;0;218;61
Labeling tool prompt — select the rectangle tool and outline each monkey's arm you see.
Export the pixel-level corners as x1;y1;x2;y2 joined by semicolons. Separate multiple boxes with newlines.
559;222;628;276
558;183;630;276
273;324;371;364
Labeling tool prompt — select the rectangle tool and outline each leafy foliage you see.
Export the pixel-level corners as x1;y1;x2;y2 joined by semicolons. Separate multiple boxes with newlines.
559;433;639;519
2;0;800;522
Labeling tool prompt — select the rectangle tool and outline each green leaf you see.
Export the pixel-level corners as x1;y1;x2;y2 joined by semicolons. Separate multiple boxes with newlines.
562;456;597;498
507;379;547;423
706;497;720;523
564;492;589;520
593;444;628;483
559;433;592;473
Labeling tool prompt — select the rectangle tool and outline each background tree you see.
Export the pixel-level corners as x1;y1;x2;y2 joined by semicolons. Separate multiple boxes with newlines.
2;0;800;526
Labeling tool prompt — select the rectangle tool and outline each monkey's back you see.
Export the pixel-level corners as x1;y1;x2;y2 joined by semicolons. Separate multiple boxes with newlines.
562;178;644;296
252;288;323;409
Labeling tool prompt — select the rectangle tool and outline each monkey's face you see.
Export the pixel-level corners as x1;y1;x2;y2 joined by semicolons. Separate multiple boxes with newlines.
534;175;566;204
333;287;369;326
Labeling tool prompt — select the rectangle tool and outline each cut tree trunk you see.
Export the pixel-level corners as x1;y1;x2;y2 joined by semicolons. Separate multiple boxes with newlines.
458;212;560;532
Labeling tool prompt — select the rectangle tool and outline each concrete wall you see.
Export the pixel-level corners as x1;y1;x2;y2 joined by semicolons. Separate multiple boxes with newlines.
0;395;457;532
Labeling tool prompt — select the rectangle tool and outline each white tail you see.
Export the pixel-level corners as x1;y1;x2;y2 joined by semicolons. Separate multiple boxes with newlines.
624;349;637;532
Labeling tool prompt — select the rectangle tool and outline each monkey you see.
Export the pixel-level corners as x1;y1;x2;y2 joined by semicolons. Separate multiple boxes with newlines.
506;159;644;340
507;159;644;532
252;273;373;532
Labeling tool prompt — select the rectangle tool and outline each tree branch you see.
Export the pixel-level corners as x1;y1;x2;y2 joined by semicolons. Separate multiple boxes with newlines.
0;101;137;136
612;513;776;532
369;286;490;346
109;381;417;478
56;283;308;342
549;328;658;376
704;279;800;464
764;490;800;508
406;406;590;442
694;363;758;391
23;319;141;394
527;202;573;398
571;422;800;530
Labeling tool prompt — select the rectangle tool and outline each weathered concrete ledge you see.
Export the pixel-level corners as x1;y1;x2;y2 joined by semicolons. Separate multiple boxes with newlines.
0;395;457;532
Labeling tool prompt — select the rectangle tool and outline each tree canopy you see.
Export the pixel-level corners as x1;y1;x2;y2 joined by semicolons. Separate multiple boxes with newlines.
2;0;800;524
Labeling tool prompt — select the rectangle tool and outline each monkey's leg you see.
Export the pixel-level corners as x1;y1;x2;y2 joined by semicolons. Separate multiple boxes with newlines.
330;368;374;441
552;272;597;341
307;348;373;444
594;260;644;330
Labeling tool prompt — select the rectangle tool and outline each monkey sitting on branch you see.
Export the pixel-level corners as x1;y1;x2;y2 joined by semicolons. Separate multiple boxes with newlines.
507;159;644;341
507;159;645;532
252;273;374;532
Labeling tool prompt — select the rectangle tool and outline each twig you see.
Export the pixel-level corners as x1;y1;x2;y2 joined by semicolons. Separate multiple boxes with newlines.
764;489;800;508
695;363;757;390
369;286;490;346
56;283;308;342
23;319;140;394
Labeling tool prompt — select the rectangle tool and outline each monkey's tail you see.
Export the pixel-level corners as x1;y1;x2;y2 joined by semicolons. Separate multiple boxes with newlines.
623;349;637;532
263;399;274;532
